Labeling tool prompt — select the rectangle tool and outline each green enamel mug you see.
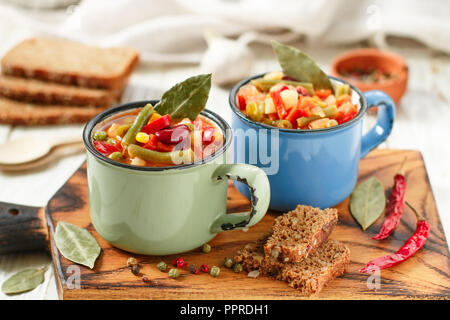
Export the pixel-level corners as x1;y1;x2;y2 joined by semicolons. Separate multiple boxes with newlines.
82;101;270;255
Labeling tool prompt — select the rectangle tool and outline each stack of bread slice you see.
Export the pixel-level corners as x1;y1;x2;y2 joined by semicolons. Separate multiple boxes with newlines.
234;205;350;297
0;37;139;125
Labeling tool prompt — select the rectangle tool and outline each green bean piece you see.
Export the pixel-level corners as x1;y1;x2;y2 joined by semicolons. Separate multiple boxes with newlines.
93;131;107;141
121;104;154;148
117;125;131;137
108;152;123;160
335;84;350;97
128;144;193;165
276;119;293;129
297;115;320;128
246;101;259;121
323;104;338;117
251;79;314;95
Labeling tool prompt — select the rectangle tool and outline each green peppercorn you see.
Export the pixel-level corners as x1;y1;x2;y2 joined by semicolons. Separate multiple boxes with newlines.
109;152;123;160
106;137;117;145
202;243;211;253
93;131;107;141
233;263;243;273
209;266;220;277
168;268;179;278
223;257;234;268
157;261;167;272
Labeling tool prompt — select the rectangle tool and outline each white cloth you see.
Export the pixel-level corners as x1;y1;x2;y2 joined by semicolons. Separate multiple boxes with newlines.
1;0;450;64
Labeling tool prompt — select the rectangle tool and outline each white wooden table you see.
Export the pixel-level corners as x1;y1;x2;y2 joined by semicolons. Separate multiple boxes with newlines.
0;40;449;300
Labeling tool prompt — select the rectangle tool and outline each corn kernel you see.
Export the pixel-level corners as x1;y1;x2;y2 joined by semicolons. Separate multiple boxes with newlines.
147;112;161;124
136;132;149;143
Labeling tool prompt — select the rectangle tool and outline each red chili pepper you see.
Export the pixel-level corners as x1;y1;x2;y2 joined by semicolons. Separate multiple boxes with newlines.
155;124;191;144
202;127;215;144
270;85;289;119
373;157;407;240
93;140;119;156
141;114;171;135
237;94;247;110
360;202;429;273
200;264;209;273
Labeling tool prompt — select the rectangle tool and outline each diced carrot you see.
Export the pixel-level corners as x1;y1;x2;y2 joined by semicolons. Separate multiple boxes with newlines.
286;107;308;127
335;102;358;124
315;89;332;99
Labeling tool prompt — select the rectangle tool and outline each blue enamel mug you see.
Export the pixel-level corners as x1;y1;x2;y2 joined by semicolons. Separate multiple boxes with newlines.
229;74;395;211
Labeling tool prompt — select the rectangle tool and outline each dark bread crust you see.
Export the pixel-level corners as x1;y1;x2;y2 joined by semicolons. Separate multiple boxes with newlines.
0;97;107;125
0;76;121;107
1;38;139;90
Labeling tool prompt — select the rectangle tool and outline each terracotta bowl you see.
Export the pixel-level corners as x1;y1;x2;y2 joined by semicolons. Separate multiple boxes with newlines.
330;48;408;104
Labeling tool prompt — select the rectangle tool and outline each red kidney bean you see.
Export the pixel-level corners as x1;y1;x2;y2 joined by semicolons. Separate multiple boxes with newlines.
155;124;191;145
202;127;215;144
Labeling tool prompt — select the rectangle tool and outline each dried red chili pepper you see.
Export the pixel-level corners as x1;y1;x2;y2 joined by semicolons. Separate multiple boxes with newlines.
200;264;209;273
373;157;407;240
360;201;429;273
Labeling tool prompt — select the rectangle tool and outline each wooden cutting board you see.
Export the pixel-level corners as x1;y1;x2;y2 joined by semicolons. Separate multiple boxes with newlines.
46;149;450;300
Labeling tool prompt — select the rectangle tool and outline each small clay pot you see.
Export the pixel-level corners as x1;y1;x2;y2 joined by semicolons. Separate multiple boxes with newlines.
331;48;408;104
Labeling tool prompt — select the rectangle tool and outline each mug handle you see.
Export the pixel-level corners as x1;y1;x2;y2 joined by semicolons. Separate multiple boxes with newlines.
360;90;396;158
210;163;270;233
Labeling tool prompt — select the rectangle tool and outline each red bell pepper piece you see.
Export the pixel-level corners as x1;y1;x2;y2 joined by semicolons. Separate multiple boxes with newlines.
270;85;289;119
93;140;119;156
141;114;171;135
202;127;215;144
143;134;174;152
237;94;247;110
286;107;308;127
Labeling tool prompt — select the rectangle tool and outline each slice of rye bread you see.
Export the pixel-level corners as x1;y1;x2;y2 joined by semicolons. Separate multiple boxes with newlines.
264;205;338;263
0;75;121;107
234;238;350;297
0;97;107;125
1;38;139;90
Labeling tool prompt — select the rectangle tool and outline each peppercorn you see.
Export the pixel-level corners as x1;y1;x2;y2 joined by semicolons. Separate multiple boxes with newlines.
223;257;234;268
202;243;211;253
209;266;220;277
189;264;199;274
142;275;150;283
200;264;209;273
157;261;167;272
169;268;180;278
233;263;243;273
127;257;138;267
131;265;140;275
176;257;186;268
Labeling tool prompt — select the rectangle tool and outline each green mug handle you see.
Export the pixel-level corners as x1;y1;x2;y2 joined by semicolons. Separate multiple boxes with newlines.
210;163;270;233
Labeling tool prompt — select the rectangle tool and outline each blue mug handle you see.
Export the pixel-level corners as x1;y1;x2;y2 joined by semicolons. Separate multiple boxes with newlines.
360;90;396;158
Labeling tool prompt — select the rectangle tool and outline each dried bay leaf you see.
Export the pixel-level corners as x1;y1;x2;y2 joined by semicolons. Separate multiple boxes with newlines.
55;222;101;269
154;74;212;121
350;177;386;230
2;267;46;295
271;40;333;92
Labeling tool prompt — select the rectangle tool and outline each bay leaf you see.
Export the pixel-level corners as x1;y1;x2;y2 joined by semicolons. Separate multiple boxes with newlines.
55;222;101;269
271;40;333;92
1;267;46;295
154;74;211;121
350;177;386;230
